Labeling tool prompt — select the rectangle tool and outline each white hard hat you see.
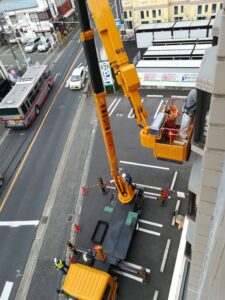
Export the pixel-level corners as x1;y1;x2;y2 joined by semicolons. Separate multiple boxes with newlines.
54;257;59;264
122;173;126;179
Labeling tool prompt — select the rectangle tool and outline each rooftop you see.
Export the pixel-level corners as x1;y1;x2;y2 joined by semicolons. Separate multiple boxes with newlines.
0;0;38;12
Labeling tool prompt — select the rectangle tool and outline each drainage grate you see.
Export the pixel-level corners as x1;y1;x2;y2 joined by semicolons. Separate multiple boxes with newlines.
41;216;48;224
67;214;74;223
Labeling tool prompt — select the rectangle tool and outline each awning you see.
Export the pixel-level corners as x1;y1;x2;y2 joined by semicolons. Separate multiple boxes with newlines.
63;8;75;18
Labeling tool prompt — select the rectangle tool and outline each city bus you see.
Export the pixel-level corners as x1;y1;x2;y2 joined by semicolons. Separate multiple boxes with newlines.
0;64;54;128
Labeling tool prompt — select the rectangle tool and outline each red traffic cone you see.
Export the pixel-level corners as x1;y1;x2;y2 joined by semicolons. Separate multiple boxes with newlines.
81;187;88;196
74;224;81;233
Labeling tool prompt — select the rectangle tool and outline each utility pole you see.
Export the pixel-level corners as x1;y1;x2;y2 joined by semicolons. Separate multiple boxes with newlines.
0;14;21;69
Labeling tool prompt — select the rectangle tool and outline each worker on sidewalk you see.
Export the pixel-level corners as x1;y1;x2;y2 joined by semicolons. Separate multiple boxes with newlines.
67;241;78;255
54;257;69;275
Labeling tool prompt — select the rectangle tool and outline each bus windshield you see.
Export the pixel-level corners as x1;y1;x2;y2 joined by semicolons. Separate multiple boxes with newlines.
0;107;20;116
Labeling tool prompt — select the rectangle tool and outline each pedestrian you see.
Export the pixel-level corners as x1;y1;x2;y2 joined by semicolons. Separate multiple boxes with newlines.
54;257;69;275
122;173;133;186
67;241;78;255
180;88;197;142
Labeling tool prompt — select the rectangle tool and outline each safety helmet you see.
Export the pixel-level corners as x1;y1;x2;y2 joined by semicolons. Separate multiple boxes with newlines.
122;173;126;179
54;257;59;264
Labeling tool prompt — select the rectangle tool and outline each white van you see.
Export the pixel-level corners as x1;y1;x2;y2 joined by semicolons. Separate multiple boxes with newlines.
24;37;41;52
69;66;87;90
38;38;51;52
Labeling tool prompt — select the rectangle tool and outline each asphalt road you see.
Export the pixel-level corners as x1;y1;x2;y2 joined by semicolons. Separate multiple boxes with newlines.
0;27;89;300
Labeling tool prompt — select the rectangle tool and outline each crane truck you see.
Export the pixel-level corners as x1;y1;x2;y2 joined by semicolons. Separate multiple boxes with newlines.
61;0;195;299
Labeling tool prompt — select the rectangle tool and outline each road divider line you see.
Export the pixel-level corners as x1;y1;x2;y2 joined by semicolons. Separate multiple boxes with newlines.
0;47;83;213
153;290;159;300
138;219;163;228
0;281;13;300
160;239;171;272
134;182;162;190
137;227;161;236
172;200;181;226
120;160;170;171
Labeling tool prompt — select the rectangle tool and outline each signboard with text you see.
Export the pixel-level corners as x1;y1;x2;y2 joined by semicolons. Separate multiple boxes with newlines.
99;61;114;87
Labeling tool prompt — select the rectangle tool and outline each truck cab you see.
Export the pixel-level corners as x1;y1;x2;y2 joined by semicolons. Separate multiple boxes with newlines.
63;264;117;300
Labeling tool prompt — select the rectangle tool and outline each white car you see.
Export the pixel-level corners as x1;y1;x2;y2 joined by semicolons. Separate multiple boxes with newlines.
24;37;40;52
69;66;87;90
38;38;51;52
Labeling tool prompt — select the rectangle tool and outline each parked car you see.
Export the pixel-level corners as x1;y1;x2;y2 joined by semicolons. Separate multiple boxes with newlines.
38;38;51;52
24;37;40;52
69;66;87;90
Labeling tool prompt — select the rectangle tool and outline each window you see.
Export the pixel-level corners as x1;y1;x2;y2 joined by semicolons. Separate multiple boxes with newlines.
146;10;149;17
37;11;50;21
140;11;144;19
21;103;28;115
0;108;19;116
125;21;133;29
158;9;161;17
174;6;178;15
124;11;128;19
205;4;208;12
220;3;223;9
152;10;156;18
197;5;202;14
28;92;36;104
129;11;132;17
181;5;184;13
212;3;217;13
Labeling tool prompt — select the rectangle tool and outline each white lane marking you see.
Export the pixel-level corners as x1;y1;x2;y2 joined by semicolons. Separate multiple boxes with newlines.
108;97;118;112
77;62;82;67
0;220;39;227
0;129;9;147
146;95;163;98
143;195;157;200
154;99;164;119
106;186;116;190
128;98;144;119
54;73;61;81
0;281;13;300
170;171;178;191
65;76;71;88
160;239;171;272
138;219;163;228
172;200;181;226
112;269;143;282
153;290;159;300
143;191;160;197
137;227;161;236
122;261;151;273
134;183;161;190
109;98;121;116
177;191;185;198
120;160;170;171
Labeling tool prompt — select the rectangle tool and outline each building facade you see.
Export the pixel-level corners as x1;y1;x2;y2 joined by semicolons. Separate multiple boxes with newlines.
122;0;223;30
0;0;76;42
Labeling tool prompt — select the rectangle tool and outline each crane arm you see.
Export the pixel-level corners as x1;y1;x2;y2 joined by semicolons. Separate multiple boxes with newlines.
76;0;135;204
87;0;150;135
